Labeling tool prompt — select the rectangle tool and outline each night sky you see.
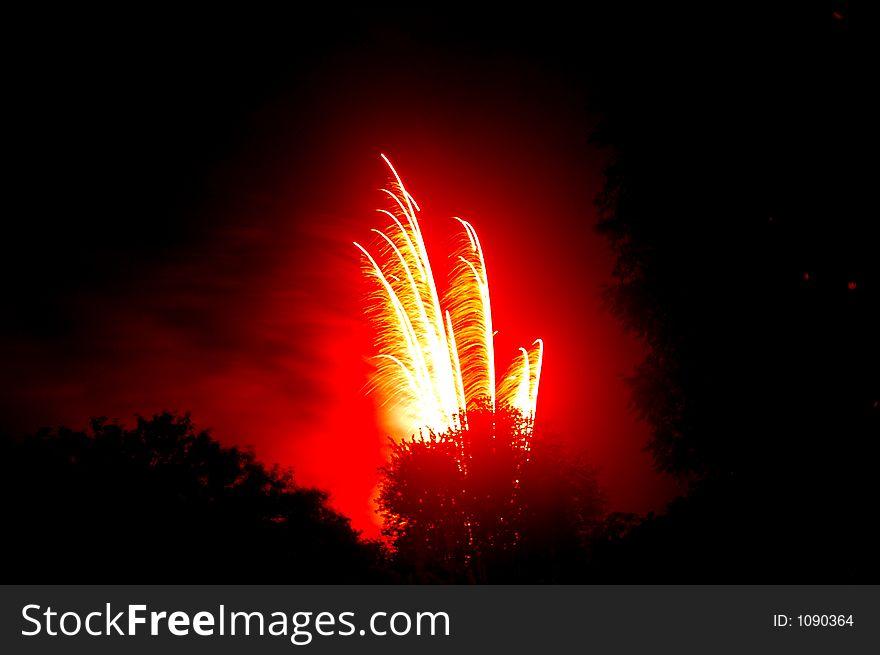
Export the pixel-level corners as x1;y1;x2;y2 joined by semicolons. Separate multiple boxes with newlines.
5;7;870;539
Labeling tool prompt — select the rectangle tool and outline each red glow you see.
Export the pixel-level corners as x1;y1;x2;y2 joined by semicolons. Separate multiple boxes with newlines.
848;281;857;290
0;46;681;537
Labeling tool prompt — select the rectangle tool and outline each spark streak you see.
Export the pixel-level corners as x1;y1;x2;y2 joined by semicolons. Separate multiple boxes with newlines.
355;156;543;441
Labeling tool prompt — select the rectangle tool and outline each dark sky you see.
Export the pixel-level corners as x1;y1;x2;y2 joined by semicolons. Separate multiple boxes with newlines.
1;8;764;533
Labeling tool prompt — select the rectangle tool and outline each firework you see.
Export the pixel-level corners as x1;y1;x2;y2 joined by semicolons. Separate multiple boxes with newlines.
354;155;543;440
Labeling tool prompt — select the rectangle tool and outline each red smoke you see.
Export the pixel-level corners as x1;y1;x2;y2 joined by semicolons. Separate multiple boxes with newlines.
1;44;680;537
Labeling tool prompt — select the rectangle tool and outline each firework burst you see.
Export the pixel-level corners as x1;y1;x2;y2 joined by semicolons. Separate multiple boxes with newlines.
354;155;543;442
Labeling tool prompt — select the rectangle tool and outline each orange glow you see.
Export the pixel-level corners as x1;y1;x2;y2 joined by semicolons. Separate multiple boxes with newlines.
354;155;544;442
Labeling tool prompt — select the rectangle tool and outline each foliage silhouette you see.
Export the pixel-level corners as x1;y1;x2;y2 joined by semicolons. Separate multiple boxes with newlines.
1;412;390;582
377;403;606;582
4;7;875;585
588;7;879;579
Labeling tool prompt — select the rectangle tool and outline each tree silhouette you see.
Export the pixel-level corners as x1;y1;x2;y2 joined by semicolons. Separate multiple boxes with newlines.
2;412;391;582
377;403;606;582
587;7;879;579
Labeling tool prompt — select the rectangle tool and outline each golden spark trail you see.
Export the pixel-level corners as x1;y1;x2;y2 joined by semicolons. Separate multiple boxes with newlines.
355;155;543;440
